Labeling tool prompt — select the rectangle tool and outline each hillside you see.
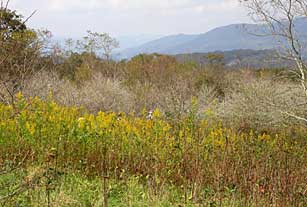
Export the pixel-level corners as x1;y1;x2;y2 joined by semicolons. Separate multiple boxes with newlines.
120;18;307;59
118;34;199;59
175;49;290;68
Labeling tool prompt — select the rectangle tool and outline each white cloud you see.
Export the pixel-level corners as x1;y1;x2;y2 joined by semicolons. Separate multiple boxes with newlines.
9;0;250;37
11;0;239;11
194;0;240;12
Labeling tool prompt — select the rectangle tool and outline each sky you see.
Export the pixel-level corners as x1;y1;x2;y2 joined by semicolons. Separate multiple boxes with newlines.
9;0;251;38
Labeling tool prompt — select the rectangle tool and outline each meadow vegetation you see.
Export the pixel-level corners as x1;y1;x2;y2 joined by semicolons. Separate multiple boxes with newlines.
1;2;307;207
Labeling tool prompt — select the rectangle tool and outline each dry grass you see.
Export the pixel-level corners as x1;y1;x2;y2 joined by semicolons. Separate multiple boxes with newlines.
23;71;135;113
216;79;307;131
13;66;307;133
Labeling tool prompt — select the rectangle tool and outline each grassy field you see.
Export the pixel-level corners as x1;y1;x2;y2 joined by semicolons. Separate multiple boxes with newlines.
0;171;276;207
1;95;307;206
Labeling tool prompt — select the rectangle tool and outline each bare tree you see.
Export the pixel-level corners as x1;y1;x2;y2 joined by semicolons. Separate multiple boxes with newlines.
78;30;119;61
241;0;307;122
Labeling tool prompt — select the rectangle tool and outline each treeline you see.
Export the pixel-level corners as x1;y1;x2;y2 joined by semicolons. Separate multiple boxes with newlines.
0;6;306;134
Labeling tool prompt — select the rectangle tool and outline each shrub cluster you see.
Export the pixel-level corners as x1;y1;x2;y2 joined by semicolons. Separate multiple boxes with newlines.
1;96;307;206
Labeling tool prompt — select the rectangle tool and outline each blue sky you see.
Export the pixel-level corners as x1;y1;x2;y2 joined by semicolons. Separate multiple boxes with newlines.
10;0;251;38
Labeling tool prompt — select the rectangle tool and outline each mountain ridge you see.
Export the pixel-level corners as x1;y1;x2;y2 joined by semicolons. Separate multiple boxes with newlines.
119;18;307;59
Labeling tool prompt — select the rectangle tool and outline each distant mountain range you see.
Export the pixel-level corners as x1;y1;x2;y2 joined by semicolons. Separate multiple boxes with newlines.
115;34;163;50
118;18;307;59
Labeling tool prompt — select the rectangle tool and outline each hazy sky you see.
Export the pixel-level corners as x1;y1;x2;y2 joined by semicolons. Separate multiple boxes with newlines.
10;0;251;38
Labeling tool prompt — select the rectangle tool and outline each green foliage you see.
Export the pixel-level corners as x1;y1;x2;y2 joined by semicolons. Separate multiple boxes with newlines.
0;96;307;206
125;53;178;85
204;53;225;67
59;52;95;81
0;7;49;84
0;7;26;40
124;53;199;88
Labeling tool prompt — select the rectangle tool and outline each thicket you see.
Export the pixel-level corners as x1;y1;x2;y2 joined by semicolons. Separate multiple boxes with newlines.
1;96;307;206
